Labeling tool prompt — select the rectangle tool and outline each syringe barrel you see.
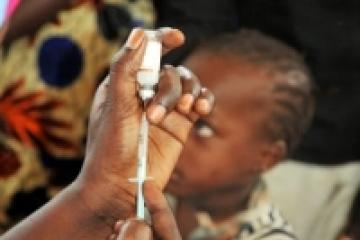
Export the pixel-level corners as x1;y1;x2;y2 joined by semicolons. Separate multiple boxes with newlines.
137;30;162;102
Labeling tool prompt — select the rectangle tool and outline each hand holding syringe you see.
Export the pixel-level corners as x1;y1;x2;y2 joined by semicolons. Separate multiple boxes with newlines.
129;30;162;219
126;28;215;220
0;27;215;240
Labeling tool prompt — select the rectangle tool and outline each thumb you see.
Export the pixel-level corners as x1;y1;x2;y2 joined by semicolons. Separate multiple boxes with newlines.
108;28;146;115
117;220;153;240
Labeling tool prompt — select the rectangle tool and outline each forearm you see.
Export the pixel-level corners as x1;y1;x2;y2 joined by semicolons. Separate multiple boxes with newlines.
4;0;73;44
2;181;134;240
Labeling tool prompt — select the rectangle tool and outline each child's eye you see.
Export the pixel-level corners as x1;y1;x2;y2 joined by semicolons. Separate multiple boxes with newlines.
194;120;214;138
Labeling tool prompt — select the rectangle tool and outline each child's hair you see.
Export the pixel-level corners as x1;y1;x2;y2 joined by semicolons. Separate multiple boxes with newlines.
198;29;315;156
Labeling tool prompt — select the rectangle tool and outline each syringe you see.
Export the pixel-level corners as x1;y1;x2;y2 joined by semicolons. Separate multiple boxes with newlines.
134;112;149;219
130;30;162;219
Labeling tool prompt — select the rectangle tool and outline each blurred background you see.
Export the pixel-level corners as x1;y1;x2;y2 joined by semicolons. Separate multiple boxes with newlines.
0;0;359;239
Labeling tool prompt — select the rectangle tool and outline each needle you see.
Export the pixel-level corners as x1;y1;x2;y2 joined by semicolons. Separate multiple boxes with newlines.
135;111;149;219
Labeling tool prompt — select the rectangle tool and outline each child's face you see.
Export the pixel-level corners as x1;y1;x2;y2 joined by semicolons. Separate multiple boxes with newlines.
166;51;282;197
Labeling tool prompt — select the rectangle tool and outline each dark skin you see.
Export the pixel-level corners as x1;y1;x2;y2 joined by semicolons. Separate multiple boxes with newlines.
2;2;287;237
2;0;75;45
2;2;216;238
2;28;214;240
110;181;183;240
112;50;290;239
166;51;287;237
1;2;215;238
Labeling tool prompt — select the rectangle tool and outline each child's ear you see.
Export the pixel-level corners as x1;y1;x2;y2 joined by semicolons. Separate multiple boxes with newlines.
260;140;287;171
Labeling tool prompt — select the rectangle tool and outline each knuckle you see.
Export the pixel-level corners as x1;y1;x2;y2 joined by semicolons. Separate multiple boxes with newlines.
163;65;180;80
208;90;215;102
192;79;202;96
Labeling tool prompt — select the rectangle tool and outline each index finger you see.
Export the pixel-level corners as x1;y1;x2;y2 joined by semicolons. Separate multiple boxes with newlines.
158;27;185;55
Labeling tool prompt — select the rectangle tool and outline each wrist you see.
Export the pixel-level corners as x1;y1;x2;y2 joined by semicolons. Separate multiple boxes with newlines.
72;176;136;226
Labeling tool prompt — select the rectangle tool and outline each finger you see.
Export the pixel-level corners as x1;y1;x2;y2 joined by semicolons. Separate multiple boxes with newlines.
158;27;185;55
116;220;153;240
144;182;182;240
147;65;182;124
90;77;109;112
108;28;146;111
113;220;125;233
155;110;194;145
108;233;117;240
176;66;201;114
194;87;215;116
87;77;109;136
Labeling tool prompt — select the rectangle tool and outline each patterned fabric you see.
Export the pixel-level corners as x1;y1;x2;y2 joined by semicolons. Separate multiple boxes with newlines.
169;182;297;240
0;0;154;232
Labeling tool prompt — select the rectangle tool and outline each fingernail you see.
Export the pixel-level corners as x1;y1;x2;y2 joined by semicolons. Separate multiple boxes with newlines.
159;27;173;33
176;65;193;79
157;27;174;38
163;64;173;70
147;105;166;123
178;94;194;113
196;99;210;115
114;220;125;231
159;27;184;43
125;28;145;50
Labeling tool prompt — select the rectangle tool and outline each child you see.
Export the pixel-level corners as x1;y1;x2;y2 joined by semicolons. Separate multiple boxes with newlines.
165;29;315;239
